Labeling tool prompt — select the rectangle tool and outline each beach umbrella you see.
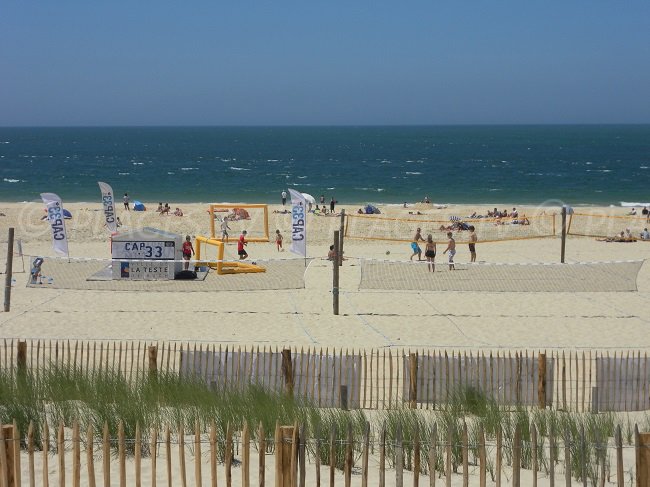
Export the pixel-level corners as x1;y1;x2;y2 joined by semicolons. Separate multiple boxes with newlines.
301;193;316;204
449;215;461;222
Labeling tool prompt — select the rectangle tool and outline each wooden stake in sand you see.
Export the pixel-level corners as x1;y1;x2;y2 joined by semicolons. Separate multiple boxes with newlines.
333;230;340;315
3;227;14;312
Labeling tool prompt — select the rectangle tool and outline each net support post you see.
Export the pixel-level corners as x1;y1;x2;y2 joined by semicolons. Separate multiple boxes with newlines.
333;230;340;316
560;206;566;264
4;228;14;313
537;352;546;409
338;209;345;266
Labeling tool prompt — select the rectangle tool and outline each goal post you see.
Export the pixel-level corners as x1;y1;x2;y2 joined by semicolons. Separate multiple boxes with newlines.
208;204;270;242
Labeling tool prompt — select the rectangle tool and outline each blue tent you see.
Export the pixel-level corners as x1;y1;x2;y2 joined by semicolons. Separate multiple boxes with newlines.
365;204;381;214
63;209;72;219
133;201;146;211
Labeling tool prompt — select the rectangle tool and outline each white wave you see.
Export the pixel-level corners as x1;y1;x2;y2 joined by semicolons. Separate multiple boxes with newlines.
488;188;502;192
132;162;144;165
267;159;279;162
167;172;175;175
230;167;250;171
118;172;130;175
405;172;422;175
620;202;650;207
3;178;20;183
297;176;308;179
0;141;9;144
327;187;335;190
640;166;648;169
180;167;198;171
377;188;384;192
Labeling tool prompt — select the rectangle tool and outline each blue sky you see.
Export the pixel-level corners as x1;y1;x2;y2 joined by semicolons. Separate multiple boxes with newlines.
1;1;649;126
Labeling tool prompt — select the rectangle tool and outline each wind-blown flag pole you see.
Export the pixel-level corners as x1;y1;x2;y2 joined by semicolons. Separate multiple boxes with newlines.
288;189;307;266
98;181;118;233
40;193;69;258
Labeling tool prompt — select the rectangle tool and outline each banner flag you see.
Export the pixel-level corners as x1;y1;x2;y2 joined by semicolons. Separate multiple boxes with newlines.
40;192;69;257
288;189;307;257
98;181;117;233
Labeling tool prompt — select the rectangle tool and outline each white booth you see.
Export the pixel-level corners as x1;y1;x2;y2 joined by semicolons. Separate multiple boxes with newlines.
111;228;183;280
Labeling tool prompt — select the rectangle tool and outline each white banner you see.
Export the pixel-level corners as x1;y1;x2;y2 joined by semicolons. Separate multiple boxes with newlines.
288;189;307;257
40;192;69;257
98;181;117;233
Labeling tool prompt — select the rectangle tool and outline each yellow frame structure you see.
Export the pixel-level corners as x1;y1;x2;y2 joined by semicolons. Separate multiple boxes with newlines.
194;236;265;274
208;203;270;242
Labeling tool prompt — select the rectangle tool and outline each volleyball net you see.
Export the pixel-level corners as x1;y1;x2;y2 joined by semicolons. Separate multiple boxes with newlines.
344;213;557;243
358;259;645;292
567;213;650;239
21;255;310;292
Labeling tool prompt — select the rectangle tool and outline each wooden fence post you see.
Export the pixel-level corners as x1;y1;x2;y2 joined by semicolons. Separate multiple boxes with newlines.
148;346;158;379
513;425;521;487
281;349;294;397
395;423;403;487
16;341;27;372
616;424;623;487
338;209;345;267
538;353;546;409
409;353;418;409
636;425;650;487
564;428;572;487
275;425;296;487
0;424;16;487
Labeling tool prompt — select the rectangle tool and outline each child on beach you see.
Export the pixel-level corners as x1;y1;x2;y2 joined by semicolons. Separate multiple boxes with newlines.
182;236;194;270
442;232;456;270
275;229;284;251
238;231;248;259
220;218;231;242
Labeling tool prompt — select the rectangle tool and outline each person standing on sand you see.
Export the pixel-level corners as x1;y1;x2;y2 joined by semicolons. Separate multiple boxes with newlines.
330;197;335;213
320;194;325;205
123;193;130;211
238;230;248;260
275;229;284;251
443;232;456;270
468;225;477;263
182;235;194;270
424;234;436;272
220;218;231;242
281;190;287;206
410;227;425;261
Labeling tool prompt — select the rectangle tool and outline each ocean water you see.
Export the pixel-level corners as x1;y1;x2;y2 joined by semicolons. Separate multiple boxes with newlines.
1;125;649;206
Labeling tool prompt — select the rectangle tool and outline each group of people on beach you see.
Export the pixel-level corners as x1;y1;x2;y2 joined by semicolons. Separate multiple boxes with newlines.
410;226;477;271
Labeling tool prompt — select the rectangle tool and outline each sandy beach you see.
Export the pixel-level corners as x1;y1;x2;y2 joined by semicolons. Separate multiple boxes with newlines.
1;200;649;352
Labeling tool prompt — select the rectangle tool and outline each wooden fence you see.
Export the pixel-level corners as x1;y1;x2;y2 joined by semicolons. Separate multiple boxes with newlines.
1;339;649;412
1;420;649;487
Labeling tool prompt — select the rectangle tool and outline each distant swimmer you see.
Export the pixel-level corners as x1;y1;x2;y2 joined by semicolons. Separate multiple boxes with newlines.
443;232;456;270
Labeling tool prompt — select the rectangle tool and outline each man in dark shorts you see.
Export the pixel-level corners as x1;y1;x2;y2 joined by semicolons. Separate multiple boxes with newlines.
330;197;335;213
123;193;130;211
468;225;477;263
238;230;248;259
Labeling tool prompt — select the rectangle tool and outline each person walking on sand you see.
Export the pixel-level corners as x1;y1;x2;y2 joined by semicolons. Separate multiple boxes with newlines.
424;234;436;272
330;197;335;213
123;193;130;211
238;230;248;260
220;218;231;242
468;225;477;263
275;229;284;251
410;227;425;261
281;190;287;206
442;232;456;270
182;235;194;270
